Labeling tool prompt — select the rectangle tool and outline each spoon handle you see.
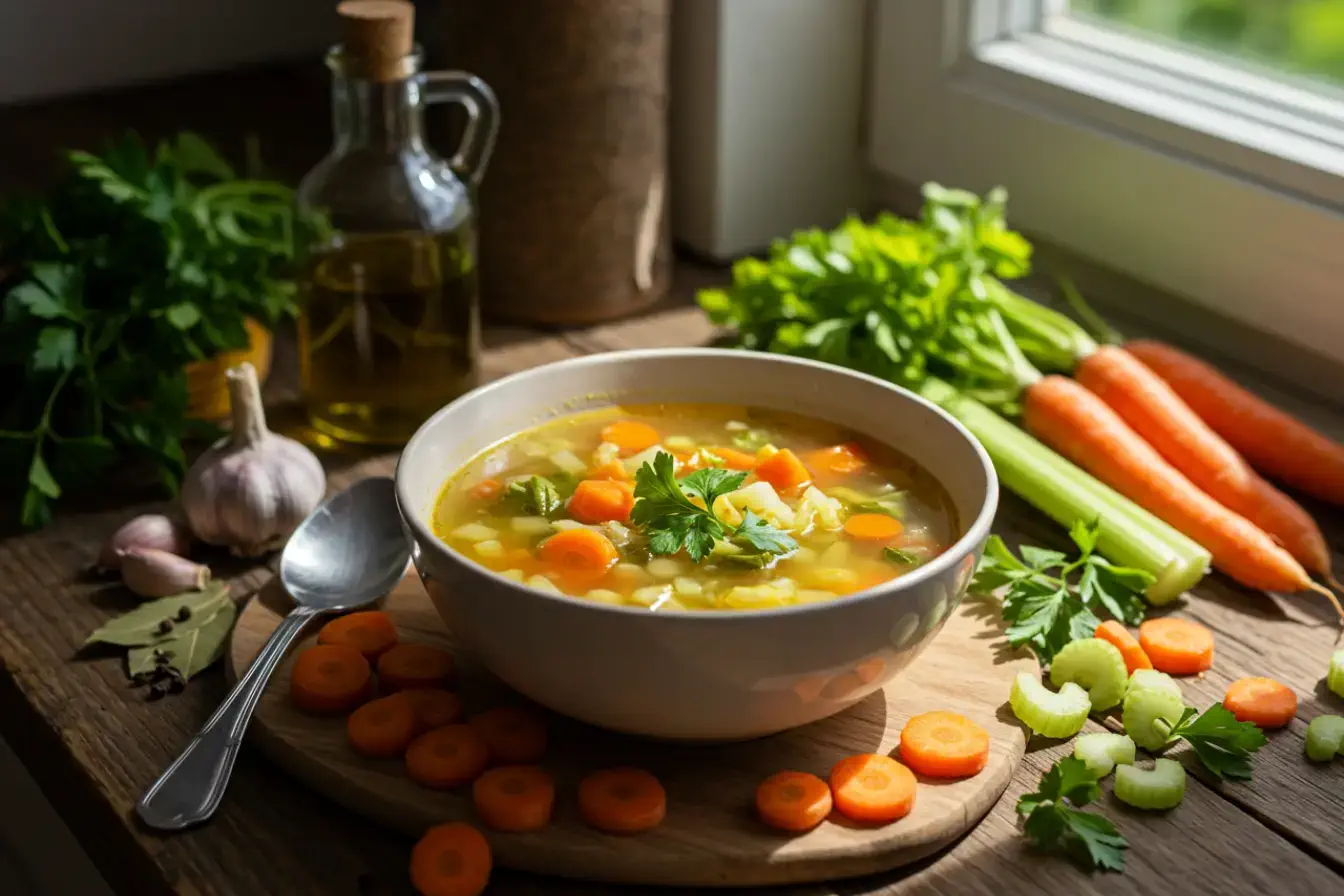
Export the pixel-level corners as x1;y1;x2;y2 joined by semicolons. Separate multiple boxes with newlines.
137;604;322;830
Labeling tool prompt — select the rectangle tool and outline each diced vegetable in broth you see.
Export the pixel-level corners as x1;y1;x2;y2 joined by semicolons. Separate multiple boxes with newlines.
431;404;957;611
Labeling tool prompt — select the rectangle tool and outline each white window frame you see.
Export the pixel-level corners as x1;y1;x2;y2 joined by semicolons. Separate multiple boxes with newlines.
868;0;1344;363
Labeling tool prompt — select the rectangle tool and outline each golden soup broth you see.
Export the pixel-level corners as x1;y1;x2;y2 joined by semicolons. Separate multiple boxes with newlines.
432;404;959;611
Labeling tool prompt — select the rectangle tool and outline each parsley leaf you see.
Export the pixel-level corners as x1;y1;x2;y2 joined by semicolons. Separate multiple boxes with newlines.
1017;757;1127;873
1164;704;1267;781
631;452;794;563
970;520;1153;664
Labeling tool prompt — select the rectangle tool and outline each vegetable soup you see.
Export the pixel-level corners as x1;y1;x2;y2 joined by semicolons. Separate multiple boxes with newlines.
432;404;958;611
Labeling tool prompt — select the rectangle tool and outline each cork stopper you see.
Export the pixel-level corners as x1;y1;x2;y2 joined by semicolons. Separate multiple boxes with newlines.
336;1;415;81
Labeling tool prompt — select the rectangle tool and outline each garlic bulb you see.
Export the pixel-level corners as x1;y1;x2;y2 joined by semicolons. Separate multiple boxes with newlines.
120;547;211;598
97;514;193;571
181;362;326;556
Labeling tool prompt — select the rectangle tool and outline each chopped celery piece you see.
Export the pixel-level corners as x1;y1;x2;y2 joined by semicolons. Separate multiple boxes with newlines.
1073;733;1136;778
1009;672;1091;738
1122;686;1186;751
510;516;553;536
1050;638;1129;711
451;522;498;543
1127;669;1183;702
1304;715;1344;762
548;448;588;477
1328;650;1344;699
1114;758;1186;810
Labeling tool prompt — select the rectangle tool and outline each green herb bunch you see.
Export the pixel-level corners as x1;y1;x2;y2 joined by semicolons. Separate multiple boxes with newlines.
0;131;297;527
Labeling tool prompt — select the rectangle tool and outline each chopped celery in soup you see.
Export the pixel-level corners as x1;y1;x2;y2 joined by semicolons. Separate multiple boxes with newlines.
431;404;957;611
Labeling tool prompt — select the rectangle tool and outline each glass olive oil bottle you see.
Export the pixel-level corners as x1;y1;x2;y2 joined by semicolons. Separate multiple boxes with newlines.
295;1;498;444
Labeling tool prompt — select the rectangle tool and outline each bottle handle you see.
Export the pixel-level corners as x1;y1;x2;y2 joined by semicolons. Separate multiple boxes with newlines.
421;71;500;187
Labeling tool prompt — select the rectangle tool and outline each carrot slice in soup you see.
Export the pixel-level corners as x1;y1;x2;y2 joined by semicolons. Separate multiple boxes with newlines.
470;706;548;764
538;528;620;572
709;446;758;471
1094;620;1153;674
290;644;372;715
601;420;661;457
829;754;916;824
1138;618;1214;675
472;766;556;832
587;460;632;482
409;822;491;896
317;610;399;661
754;448;811;490
578;767;667;833
378;643;455;691
899;711;990;779
804;443;868;476
467;479;502;501
567;479;635;524
347;693;420;758
1223;677;1297;729
405;725;490;789
843;513;904;541
755;771;833;832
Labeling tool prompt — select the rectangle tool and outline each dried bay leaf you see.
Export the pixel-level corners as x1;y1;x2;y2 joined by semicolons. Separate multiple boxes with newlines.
126;597;237;684
84;581;229;648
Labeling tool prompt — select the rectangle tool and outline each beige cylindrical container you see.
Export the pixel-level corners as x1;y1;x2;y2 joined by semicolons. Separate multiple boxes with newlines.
442;0;672;326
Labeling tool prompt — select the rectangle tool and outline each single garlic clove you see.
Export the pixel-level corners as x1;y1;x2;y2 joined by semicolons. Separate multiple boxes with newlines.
97;514;194;572
118;547;212;599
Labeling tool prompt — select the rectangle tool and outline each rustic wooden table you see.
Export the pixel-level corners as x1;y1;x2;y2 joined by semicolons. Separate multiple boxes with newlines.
3;302;1344;896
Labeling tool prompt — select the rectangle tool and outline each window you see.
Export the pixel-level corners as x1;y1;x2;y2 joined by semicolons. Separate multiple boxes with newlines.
868;0;1344;363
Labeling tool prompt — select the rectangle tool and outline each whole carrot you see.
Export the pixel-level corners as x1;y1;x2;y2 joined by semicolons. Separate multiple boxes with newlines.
1075;345;1333;578
1126;339;1344;506
1024;375;1338;613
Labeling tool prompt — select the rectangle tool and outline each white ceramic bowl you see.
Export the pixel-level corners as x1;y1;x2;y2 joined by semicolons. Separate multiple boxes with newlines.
396;349;997;741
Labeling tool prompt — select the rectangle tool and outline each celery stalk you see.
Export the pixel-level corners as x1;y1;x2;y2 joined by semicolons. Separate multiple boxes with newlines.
919;379;1209;602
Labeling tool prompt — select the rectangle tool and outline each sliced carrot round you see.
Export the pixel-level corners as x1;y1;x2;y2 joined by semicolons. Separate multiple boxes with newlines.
409;822;491;896
899;711;989;779
538;527;620;573
317;610;399;661
601;420;661;457
709;446;759;471
1223;676;1297;729
405;725;490;789
472;766;556;832
578;767;666;833
567;480;636;524
1094;620;1153;674
754;448;811;491
404;690;464;732
843;513;905;541
804;443;868;476
378;643;455;691
755;771;833;832
347;693;420;758
289;644;372;715
469;706;548;764
468;478;502;502
829;754;916;825
1138;618;1214;675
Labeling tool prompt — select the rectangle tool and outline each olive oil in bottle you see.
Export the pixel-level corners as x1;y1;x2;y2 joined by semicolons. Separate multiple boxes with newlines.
294;1;498;444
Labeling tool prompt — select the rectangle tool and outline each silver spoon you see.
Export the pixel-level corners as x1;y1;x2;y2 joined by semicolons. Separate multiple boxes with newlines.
137;476;410;831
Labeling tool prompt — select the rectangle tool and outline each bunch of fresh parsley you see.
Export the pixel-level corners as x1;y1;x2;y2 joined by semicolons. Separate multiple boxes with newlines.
0;131;296;527
1018;757;1129;872
971;519;1152;664
630;452;797;562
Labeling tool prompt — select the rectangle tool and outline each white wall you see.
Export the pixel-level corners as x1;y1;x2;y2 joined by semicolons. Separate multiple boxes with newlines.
0;0;336;105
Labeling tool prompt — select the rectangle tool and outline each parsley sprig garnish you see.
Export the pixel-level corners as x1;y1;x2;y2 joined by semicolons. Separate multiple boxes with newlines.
1156;704;1267;781
629;452;797;562
1017;757;1128;872
971;520;1152;664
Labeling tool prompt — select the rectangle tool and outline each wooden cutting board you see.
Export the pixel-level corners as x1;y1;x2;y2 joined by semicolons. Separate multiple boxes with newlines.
228;575;1034;888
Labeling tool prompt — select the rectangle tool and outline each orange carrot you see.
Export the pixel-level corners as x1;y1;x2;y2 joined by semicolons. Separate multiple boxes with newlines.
469;706;548;764
587;460;633;482
754;448;811;491
803;442;868;477
755;771;833;832
601;420;661;457
378;643;454;692
404;689;464;731
468;478;502;502
347;693;420;758
1127;339;1344;506
317;610;399;661
1223;677;1297;729
567;479;635;524
1076;346;1332;577
709;446;759;471
405;725;490;789
1138;618;1214;675
828;754;916;825
577;767;667;834
898;711;989;779
843;513;905;542
1023;374;1319;595
472;765;556;832
538;527;620;573
290;644;372;715
409;822;491;896
1094;620;1153;674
